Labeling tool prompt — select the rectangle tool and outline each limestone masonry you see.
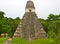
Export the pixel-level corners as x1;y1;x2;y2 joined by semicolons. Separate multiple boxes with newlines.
13;0;46;41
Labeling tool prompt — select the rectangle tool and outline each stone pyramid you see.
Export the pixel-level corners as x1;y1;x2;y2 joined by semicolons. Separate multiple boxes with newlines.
13;0;46;41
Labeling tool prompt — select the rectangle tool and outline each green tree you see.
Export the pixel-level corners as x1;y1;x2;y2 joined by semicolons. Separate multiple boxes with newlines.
0;11;5;19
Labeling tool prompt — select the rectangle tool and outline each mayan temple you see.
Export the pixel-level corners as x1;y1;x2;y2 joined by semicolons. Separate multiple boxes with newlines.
13;0;46;41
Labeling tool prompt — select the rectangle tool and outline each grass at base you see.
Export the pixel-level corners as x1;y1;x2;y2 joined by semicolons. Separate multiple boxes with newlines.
29;38;54;44
11;38;27;44
0;37;8;44
11;38;54;44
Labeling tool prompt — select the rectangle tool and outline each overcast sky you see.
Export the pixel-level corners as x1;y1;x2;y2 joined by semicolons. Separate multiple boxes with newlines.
0;0;60;19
